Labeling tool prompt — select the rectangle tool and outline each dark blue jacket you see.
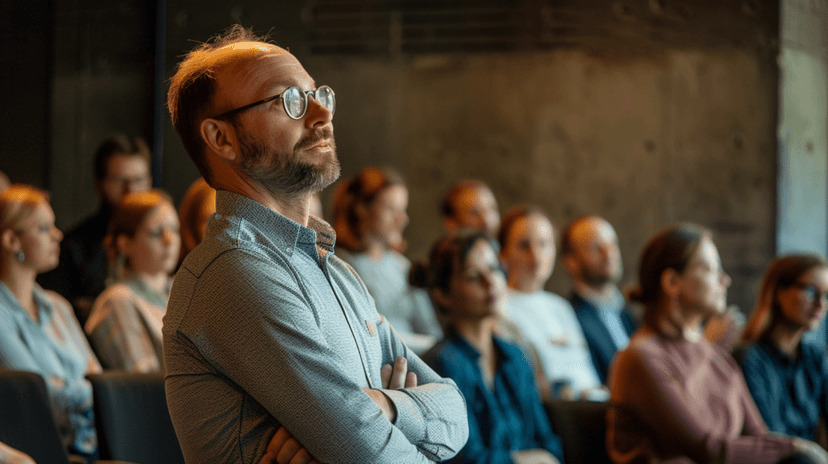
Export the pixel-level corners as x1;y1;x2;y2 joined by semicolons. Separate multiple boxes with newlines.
423;335;565;464
570;292;638;384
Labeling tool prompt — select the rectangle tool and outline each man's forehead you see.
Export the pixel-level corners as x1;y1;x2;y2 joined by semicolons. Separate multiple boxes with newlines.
457;186;493;208
573;217;616;243
213;41;286;61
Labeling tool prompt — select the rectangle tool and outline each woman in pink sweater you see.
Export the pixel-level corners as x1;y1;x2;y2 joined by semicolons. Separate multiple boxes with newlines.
606;224;826;464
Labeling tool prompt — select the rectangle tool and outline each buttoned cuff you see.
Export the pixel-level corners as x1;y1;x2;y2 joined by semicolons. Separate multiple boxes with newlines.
384;388;426;445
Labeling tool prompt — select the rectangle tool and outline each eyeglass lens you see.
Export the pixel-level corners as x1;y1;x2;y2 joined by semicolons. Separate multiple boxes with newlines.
283;86;335;119
800;285;828;303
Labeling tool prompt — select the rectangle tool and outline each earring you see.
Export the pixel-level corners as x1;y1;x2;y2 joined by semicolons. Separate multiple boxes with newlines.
16;251;24;262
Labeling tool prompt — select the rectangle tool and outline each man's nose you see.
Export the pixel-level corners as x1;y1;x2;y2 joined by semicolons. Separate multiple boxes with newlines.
304;95;333;128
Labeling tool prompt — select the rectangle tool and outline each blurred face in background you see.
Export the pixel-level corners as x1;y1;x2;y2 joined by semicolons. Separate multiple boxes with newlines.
440;239;507;321
446;185;500;237
13;201;63;274
360;185;409;250
776;265;828;331
98;154;152;209
566;217;623;288
119;202;181;276
501;213;556;293
675;236;731;318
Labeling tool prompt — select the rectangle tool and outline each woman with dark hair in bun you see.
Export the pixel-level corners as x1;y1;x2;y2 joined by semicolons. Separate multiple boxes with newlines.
736;255;828;444
333;167;441;353
417;233;565;464
607;224;826;464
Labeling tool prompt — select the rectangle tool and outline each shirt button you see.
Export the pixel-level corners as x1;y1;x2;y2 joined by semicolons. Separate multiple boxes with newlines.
286;247;291;252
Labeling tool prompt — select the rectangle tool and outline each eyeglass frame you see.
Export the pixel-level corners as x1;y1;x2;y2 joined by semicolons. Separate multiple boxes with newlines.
211;85;335;121
791;282;828;304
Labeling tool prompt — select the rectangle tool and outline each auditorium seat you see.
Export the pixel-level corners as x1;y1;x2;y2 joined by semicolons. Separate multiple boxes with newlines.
88;372;185;464
545;399;612;464
0;369;73;464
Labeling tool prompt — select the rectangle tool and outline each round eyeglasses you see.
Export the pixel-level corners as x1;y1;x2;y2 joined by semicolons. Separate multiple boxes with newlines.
213;85;335;121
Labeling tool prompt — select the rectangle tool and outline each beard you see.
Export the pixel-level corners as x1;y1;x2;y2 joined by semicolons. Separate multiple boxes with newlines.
236;125;340;200
581;264;622;287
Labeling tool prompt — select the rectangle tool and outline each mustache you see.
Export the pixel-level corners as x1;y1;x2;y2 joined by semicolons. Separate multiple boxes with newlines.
294;126;334;152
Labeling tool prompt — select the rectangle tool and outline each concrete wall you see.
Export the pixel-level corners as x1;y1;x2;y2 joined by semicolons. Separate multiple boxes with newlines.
160;1;780;309
19;0;788;312
777;0;828;256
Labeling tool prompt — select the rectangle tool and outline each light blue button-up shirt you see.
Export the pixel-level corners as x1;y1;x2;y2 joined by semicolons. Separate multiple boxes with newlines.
0;283;96;456
164;191;468;463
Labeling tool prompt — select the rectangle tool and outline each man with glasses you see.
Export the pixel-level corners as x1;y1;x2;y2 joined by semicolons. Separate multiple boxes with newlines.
39;135;152;325
164;26;468;464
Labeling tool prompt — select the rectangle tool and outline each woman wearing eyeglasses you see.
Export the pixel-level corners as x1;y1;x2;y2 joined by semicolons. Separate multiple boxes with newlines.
85;190;180;372
736;255;828;445
0;185;101;459
607;224;827;464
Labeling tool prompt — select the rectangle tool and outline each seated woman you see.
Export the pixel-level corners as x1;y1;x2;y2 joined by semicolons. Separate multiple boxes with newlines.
416;233;565;464
498;205;606;401
85;190;180;372
607;224;827;464
333;167;441;353
736;255;828;443
0;185;100;458
178;177;216;266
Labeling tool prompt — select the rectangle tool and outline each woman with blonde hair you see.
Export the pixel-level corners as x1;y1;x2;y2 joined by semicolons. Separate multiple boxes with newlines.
0;185;100;458
178;177;216;265
607;224;826;464
85;189;180;372
332;167;441;353
736;255;828;443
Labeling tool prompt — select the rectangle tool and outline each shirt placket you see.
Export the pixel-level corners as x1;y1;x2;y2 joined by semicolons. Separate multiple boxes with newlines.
320;256;375;389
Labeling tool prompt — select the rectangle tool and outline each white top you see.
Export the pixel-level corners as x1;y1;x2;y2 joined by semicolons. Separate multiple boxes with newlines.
338;250;442;354
506;289;604;397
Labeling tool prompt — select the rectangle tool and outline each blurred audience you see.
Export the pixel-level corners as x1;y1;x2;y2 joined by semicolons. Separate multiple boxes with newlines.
178;177;216;265
333;167;441;353
39;135;152;325
417;233;564;464
441;180;501;237
85;190;179;372
736;255;828;444
0;185;100;459
607;224;826;464
561;216;637;383
498;206;606;401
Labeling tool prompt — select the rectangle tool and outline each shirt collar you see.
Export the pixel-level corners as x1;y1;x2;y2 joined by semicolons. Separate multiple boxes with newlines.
215;190;337;257
0;282;54;325
758;338;801;366
575;283;625;313
448;332;519;363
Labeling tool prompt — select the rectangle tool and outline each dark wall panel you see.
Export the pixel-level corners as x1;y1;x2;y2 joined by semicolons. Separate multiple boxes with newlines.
0;0;52;188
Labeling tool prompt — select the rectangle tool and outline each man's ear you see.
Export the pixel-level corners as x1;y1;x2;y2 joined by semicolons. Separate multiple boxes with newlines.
660;268;681;298
200;118;238;162
1;229;19;255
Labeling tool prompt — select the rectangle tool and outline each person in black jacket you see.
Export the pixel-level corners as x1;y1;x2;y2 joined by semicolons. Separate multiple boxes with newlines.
561;216;637;383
